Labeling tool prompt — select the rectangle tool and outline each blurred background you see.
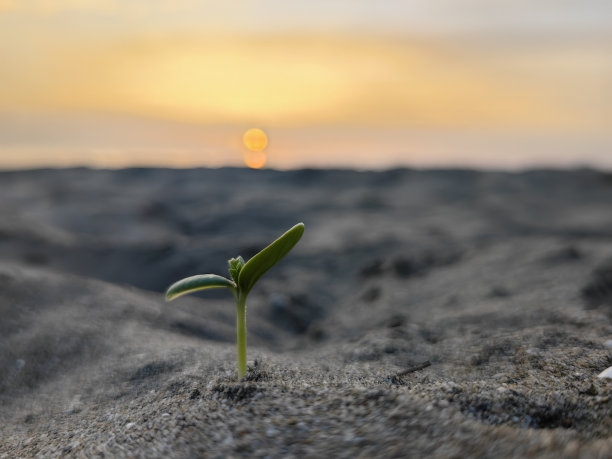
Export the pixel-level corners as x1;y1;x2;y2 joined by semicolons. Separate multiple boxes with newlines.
0;0;610;170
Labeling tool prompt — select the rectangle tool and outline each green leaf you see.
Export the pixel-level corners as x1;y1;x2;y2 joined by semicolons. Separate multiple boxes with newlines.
228;256;245;283
165;274;236;301
238;222;304;295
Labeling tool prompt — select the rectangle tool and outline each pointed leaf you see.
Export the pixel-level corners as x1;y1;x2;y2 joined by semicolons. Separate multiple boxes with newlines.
165;274;236;301
238;223;304;295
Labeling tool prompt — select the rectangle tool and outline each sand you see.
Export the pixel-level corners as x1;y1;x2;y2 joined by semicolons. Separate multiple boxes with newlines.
0;167;611;457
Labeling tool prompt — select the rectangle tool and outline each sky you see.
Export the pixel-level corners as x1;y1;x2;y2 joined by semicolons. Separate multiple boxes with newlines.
0;0;610;169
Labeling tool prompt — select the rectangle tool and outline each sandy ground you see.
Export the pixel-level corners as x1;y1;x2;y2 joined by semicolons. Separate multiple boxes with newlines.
0;167;611;457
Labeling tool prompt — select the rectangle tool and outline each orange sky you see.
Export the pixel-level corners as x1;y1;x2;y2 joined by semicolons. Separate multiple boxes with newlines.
0;1;610;169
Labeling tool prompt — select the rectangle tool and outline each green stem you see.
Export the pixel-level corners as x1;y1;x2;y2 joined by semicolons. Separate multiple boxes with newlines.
236;293;247;378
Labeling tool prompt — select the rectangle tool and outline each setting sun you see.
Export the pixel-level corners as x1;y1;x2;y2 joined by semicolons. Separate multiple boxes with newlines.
243;128;268;152
243;128;268;169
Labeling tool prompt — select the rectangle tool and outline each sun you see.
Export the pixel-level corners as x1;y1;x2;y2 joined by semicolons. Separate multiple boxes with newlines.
243;128;268;152
242;128;268;169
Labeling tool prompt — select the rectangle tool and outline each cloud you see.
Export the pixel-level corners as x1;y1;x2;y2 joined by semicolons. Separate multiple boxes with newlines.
5;1;610;35
0;0;17;11
38;0;116;12
0;0;219;14
0;0;122;14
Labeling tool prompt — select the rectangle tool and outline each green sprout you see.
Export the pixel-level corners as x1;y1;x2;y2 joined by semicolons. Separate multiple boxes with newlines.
165;223;305;378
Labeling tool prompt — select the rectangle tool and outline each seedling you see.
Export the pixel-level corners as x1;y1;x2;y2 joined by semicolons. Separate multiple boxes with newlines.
165;223;305;378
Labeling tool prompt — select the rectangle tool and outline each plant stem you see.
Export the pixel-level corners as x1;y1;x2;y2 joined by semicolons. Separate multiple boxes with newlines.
236;293;247;378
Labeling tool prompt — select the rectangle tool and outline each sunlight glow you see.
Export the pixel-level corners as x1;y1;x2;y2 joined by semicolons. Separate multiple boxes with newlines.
1;35;594;130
